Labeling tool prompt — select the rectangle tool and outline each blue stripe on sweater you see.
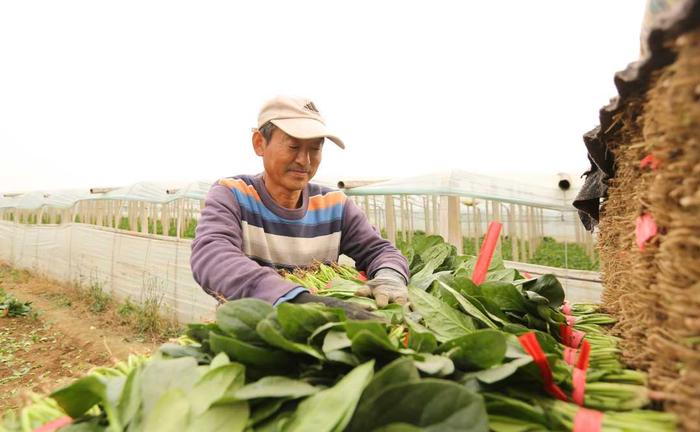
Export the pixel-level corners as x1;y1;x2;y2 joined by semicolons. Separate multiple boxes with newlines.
230;188;344;226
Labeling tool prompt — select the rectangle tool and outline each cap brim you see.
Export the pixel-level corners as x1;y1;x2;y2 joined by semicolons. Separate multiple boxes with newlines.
271;118;345;149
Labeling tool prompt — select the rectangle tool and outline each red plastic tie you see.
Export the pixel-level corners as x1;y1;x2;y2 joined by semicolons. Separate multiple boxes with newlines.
576;340;591;371
566;315;577;326
635;213;658;251
639;154;661;170
33;416;73;432
522;271;534;279
358;271;368;281
560;324;572;345
560;324;585;348
573;407;604;432
572;368;587;406
562;301;572;315
518;332;568;401
471;221;503;285
571;341;591;406
563;346;578;366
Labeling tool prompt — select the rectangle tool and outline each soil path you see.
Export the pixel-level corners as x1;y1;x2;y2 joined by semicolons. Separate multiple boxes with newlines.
0;263;157;413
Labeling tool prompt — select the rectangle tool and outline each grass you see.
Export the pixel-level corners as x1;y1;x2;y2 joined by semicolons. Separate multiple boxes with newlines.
117;296;181;340
114;276;181;340
394;231;599;271
529;237;600;271
86;282;111;313
58;275;181;341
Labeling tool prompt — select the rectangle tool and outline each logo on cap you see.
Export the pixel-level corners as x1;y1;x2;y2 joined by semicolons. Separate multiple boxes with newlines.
303;101;319;114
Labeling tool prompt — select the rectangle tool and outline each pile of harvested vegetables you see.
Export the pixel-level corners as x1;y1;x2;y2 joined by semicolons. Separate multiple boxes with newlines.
0;288;32;318
1;228;677;431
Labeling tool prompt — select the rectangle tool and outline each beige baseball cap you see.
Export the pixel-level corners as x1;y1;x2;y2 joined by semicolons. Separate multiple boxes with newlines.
256;96;345;149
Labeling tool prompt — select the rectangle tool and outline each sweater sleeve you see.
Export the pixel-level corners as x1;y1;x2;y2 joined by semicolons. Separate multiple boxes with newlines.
339;198;410;283
190;183;299;304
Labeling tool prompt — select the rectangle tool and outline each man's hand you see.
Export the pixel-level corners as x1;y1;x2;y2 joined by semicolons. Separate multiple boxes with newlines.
290;292;379;321
356;268;408;308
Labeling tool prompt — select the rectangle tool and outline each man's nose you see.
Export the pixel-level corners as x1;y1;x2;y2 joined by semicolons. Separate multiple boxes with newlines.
295;149;311;166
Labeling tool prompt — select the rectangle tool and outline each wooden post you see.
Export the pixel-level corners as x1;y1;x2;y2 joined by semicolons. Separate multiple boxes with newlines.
509;204;518;261
439;195;449;243
363;196;370;221
493;201;502;259
422;196;429;234
408;201;414;242
127;201;135;231
176;199;183;239
96;201;103;226
484;200;489;227
399;196;406;244
384;195;396;245
447;196;462;252
151;202;158;234
463;202;470;251
115;200;122;228
431;196;438;235
162;202;170;236
140;202;148;234
473;206;480;255
515;205;523;260
539;208;545;245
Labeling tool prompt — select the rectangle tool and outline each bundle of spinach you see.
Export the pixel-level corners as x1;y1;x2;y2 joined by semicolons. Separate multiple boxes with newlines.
4;234;677;432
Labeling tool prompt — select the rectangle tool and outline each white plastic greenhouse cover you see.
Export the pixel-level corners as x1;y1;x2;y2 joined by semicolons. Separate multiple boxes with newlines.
0;190;94;210
0;220;217;322
0;181;215;211
344;170;575;211
0;177;346;211
82;181;212;203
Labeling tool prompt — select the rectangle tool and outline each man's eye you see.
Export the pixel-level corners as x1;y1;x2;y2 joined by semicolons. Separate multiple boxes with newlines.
289;146;299;150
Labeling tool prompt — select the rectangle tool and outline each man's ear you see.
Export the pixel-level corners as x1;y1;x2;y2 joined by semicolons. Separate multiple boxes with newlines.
252;131;265;157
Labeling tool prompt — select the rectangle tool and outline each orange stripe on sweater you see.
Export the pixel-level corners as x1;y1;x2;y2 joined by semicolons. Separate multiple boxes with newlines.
308;191;346;211
218;178;261;201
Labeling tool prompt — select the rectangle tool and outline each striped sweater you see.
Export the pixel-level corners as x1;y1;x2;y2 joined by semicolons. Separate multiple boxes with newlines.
190;174;409;304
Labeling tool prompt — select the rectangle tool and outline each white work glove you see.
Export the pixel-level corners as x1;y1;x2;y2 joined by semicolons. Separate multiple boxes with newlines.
356;268;408;308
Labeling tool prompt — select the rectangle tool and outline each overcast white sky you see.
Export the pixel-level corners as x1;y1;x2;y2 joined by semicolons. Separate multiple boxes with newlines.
0;1;646;193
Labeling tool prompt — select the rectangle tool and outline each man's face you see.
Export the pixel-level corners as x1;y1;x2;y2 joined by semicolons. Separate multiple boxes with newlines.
254;127;324;193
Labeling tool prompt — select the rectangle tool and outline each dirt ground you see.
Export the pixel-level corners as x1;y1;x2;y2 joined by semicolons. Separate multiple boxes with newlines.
0;263;159;413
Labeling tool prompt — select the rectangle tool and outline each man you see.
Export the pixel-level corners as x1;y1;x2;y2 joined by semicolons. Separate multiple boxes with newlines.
190;96;409;319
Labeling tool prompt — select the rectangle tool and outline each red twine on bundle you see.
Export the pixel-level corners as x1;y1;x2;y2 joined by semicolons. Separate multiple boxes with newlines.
563;346;578;366
560;324;585;349
518;332;568;401
562;301;572;315
571;340;591;406
639;154;661;170
33;417;73;432
573;407;604;432
635;213;658;251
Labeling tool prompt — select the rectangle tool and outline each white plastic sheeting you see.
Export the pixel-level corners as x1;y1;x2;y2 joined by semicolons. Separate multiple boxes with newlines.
0;220;217;323
0;190;94;210
0;181;215;211
345;170;574;211
84;181;213;203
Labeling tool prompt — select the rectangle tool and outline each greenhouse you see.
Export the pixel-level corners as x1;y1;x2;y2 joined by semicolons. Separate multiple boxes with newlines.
1;1;698;431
